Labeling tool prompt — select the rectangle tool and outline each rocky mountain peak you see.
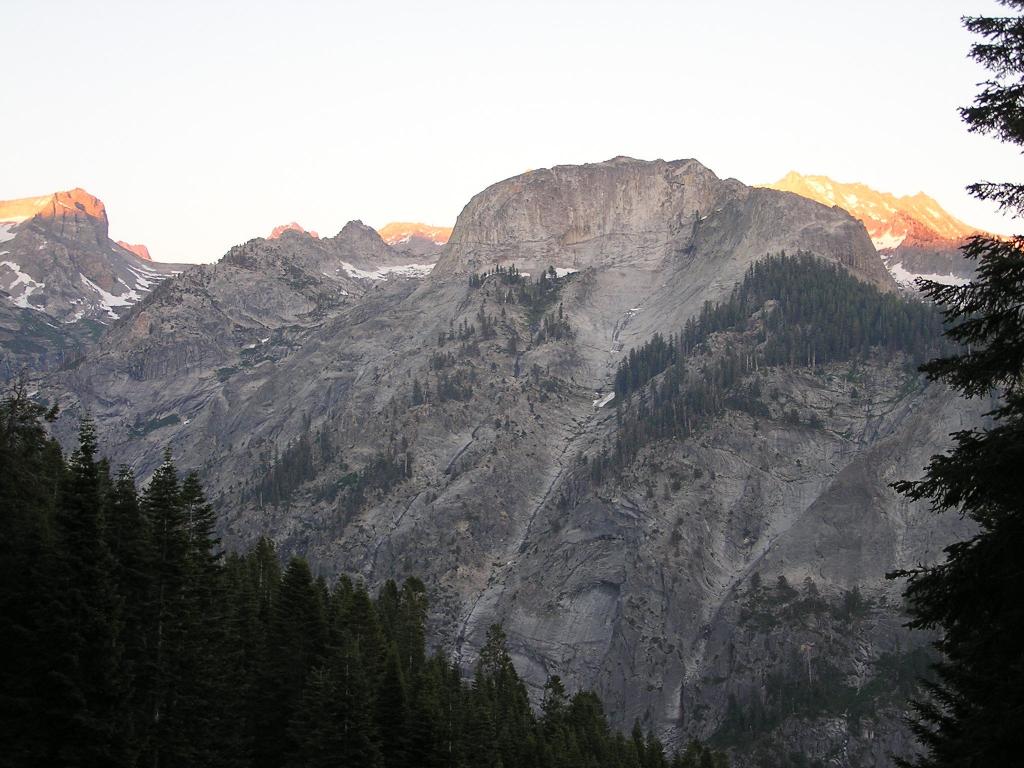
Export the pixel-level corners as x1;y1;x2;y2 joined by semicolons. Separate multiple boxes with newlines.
0;187;183;369
116;241;153;261
327;220;395;266
764;172;977;250
336;219;381;240
268;222;320;240
377;222;452;246
0;187;107;224
764;172;981;286
0;187;110;244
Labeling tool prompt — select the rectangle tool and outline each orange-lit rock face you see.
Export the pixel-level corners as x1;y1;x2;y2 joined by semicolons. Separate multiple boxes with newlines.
763;172;977;251
0;188;108;225
117;241;152;261
377;222;452;245
269;222;319;240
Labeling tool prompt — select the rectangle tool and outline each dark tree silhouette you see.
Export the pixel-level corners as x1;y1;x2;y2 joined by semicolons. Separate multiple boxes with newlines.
889;3;1024;766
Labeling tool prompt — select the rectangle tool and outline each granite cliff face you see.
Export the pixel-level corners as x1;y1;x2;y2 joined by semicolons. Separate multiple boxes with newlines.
765;172;980;287
0;189;185;377
441;158;891;285
436;157;894;386
38;158;973;767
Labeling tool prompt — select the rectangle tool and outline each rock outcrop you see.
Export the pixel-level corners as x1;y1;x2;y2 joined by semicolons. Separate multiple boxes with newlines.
115;241;153;261
268;222;320;240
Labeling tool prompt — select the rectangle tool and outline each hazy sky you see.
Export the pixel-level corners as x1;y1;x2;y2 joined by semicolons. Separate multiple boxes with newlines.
3;0;1019;263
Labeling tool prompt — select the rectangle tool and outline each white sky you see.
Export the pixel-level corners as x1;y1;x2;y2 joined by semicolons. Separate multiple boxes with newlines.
2;0;1020;263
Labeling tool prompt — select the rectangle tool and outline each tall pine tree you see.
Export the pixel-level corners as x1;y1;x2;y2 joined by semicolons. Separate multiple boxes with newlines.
891;2;1024;765
252;557;327;768
0;390;64;768
50;418;131;767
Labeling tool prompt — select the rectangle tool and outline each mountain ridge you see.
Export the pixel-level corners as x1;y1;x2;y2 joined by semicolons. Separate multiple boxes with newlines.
268;222;320;240
378;221;452;245
763;171;978;286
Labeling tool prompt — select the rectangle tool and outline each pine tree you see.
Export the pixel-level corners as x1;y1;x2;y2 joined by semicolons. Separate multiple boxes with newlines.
405;660;447;768
475;624;535;768
375;643;410;768
0;389;64;767
396;578;428;676
49;418;131;766
252;557;327;768
286;633;382;768
104;465;151;761
138;450;189;767
172;472;232;765
889;3;1024;765
465;665;501;768
541;675;569;737
340;581;387;685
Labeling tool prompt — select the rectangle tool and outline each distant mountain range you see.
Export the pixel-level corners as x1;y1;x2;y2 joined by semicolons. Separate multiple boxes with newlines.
266;221;452;257
764;172;978;286
378;221;452;245
377;221;452;259
0;185;456;377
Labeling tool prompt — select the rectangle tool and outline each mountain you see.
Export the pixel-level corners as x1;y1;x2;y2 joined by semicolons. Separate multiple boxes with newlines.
41;218;440;404
378;221;452;259
116;241;153;261
0;188;186;377
268;221;320;240
764;172;978;286
39;157;975;767
378;221;452;245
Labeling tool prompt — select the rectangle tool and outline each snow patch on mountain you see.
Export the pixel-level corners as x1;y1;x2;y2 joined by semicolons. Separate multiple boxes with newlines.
871;231;906;251
127;267;155;290
124;262;176;292
0;223;17;244
80;274;139;319
887;262;971;289
340;262;435;281
1;259;46;308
